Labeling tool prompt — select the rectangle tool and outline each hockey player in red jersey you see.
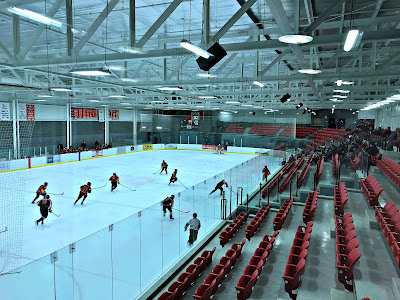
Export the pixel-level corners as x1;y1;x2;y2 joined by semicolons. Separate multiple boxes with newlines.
169;169;178;185
162;195;174;220
209;180;228;195
161;160;168;174
32;182;48;204
36;195;52;225
262;165;271;181
74;182;92;205
109;173;120;191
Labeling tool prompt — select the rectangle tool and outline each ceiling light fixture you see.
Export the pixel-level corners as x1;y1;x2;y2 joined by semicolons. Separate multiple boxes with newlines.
88;100;101;103
253;81;264;87
51;88;72;92
241;104;254;107
180;39;212;59
37;94;53;98
226;101;240;104
157;87;183;91
278;34;313;44
199;96;217;99
109;95;126;98
296;103;304;109
70;68;112;76
197;73;217;78
344;29;361;52
298;69;321;75
35;99;47;102
280;93;291;103
8;6;62;27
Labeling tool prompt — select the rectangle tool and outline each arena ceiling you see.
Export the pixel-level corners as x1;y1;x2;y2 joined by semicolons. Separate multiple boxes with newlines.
0;0;399;112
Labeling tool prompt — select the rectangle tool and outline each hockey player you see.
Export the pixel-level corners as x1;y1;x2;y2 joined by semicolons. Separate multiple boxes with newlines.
74;182;92;205
217;144;223;154
262;165;271;181
36;195;52;225
162;195;174;220
169;169;178;185
209;180;228;196
109;173;120;191
32;182;48;204
160;160;168;174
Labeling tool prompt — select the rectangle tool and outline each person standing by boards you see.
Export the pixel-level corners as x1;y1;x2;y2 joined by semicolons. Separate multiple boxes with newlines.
36;195;52;225
109;173;120;191
185;213;201;245
32;182;48;204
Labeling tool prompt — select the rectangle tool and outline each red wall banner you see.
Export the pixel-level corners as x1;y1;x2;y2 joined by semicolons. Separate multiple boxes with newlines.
71;108;98;119
108;109;119;120
26;104;35;121
202;145;215;150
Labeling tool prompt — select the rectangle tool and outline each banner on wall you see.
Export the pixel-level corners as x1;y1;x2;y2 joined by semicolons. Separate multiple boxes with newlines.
27;104;35;121
0;103;10;120
18;104;27;120
202;145;214;150
99;109;105;122
143;144;153;151
71;107;98;120
92;150;103;157
108;109;119;120
117;147;126;154
0;161;10;171
47;155;61;164
164;144;177;149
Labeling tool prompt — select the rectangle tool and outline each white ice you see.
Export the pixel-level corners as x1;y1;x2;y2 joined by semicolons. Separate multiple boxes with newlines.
0;150;282;300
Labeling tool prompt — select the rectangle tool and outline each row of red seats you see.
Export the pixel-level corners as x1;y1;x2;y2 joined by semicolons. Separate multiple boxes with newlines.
334;182;348;216
219;211;249;247
360;174;383;206
332;153;339;178
249;125;280;136
335;212;361;291
302;190;319;224
273;197;294;231
375;201;400;267
350;154;361;171
370;152;382;166
261;174;282;199
279;127;318;138
297;162;311;190
296;150;304;159
282;159;295;175
274;144;286;151
193;240;246;299
283;221;313;299
225;124;245;134
377;157;400;189
315;157;324;186
306;153;314;164
235;231;279;300
304;146;312;156
158;247;216;300
294;157;304;170
278;169;296;194
245;205;271;240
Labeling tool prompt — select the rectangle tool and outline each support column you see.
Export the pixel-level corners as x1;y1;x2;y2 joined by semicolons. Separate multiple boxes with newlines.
203;0;210;45
66;103;71;148
66;0;74;56
13;15;20;60
15;99;20;158
133;108;137;145
12;99;17;159
130;0;136;47
105;108;109;144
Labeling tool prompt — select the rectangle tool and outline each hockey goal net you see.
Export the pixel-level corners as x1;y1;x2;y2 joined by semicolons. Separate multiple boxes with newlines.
213;147;225;154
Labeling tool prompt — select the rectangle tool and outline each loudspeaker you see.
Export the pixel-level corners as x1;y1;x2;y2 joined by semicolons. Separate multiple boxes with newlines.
280;93;291;103
196;43;227;71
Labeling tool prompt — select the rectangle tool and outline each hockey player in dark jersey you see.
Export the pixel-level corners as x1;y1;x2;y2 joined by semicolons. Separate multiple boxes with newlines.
161;160;168;174
169;169;178;185
36;195;52;225
74;182;92;205
209;180;228;195
32;182;48;204
162;195;174;220
109;173;120;191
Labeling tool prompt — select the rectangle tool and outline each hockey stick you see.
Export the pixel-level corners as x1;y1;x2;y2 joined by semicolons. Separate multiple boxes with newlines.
172;208;190;213
92;183;107;190
227;186;237;195
47;192;64;196
177;179;188;189
120;183;136;192
153;168;161;175
51;211;60;217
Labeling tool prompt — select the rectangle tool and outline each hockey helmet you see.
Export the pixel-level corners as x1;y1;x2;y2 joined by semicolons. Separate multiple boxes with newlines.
87;182;92;186
44;182;48;186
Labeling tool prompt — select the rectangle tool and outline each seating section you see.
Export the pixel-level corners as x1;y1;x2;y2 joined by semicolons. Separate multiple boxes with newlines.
275;144;286;151
360;175;383;206
296;150;304;159
315;157;324;186
350;154;361;171
297;162;311;190
273;197;294;231
280;126;318;138
249;125;280;136
278;169;296;194
282;159;295;175
370;152;382;166
158;247;216;300
335;211;361;291
332;153;339;178
262;174;282;199
310;128;345;144
193;240;246;299
334;182;348;216
282;221;313;299
377;157;400;189
302;190;319;224
225;124;246;134
235;231;279;300
375;201;400;267
219;211;249;247
245;205;271;240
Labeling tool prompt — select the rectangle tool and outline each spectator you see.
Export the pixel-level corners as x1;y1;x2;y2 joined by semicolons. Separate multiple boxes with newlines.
95;140;99;149
185;213;201;245
81;141;87;149
58;142;63;154
288;154;295;163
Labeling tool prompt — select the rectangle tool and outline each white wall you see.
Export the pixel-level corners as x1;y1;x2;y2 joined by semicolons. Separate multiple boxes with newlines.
358;110;376;120
376;104;400;129
217;109;311;124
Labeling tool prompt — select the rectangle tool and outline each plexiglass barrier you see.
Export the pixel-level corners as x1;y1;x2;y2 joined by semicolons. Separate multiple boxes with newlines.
0;150;285;300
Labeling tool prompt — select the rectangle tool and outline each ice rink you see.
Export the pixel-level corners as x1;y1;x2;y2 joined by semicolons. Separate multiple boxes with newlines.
0;149;282;300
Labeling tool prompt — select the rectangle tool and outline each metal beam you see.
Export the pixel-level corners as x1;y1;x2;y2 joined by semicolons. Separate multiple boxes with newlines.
261;49;291;76
167;56;191;80
211;0;258;43
13;15;20;60
203;0;210;45
130;0;136;47
378;50;400;71
74;0;120;54
12;29;400;68
136;0;183;48
304;0;346;34
0;42;13;61
0;0;43;9
17;0;64;59
66;0;74;56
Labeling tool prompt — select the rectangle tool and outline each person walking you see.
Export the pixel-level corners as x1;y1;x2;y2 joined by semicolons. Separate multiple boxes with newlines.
185;213;201;245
